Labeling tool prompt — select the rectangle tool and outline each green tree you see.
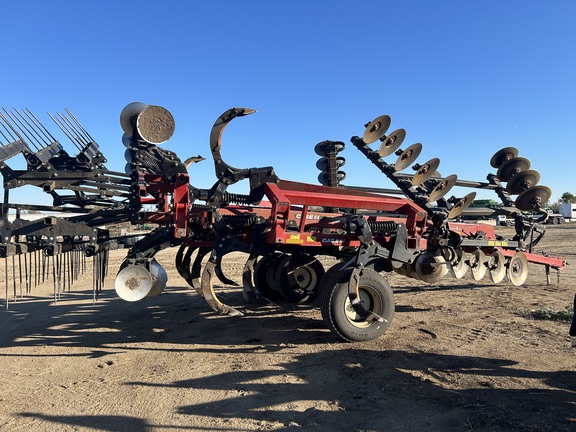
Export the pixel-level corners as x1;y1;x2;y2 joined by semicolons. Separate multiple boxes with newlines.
560;192;576;203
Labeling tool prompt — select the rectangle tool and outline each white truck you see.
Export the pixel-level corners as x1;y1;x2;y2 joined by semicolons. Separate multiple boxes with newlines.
559;203;576;222
496;214;514;226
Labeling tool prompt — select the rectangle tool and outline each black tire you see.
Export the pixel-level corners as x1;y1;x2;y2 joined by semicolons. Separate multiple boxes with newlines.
317;261;349;298
318;264;353;316
254;253;285;301
276;253;325;303
320;268;395;342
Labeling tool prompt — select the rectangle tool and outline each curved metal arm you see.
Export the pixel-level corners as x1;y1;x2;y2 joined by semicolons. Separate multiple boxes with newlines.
209;107;256;179
205;108;278;207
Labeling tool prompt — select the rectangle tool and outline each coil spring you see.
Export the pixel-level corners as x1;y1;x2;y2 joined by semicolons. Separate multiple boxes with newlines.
303;225;323;232
190;203;208;209
139;152;163;174
223;192;252;205
222;213;259;227
367;220;398;235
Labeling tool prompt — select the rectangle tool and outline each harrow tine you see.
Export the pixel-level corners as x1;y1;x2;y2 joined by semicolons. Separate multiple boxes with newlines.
32;250;36;289
51;254;56;301
77;248;81;280
58;253;63;296
65;108;95;143
181;246;199;292
68;251;72;290
42;252;47;283
12;108;50;148
23;251;29;294
241;253;260;303
18;253;22;299
201;258;243;316
0;110;40;151
48;112;83;151
11;255;16;302
32;250;36;290
63;251;68;292
189;247;211;295
4;256;8;309
58;111;90;146
175;244;187;278
1;109;42;151
24;109;59;144
105;249;109;278
0;118;13;144
92;253;97;302
92;251;108;303
214;262;239;287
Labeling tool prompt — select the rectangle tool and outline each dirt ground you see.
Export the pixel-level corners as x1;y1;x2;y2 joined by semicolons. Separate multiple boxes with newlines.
0;224;574;432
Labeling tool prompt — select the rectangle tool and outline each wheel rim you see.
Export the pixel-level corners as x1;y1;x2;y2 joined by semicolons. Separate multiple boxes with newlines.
343;285;383;328
289;265;318;293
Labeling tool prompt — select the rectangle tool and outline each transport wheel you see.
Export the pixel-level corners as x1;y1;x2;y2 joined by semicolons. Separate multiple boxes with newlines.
317;262;349;297
320;268;395;342
254;253;285;301
276;253;325;303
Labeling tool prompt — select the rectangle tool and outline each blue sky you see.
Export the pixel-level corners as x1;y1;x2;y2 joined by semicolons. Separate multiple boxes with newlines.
1;1;575;206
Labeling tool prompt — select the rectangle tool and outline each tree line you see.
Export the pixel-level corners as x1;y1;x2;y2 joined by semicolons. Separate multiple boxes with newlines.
561;192;576;203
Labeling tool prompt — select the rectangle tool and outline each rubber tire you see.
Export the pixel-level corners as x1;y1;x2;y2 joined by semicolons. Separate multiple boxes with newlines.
254;253;285;301
320;268;395;342
317;261;349;298
276;253;325;303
